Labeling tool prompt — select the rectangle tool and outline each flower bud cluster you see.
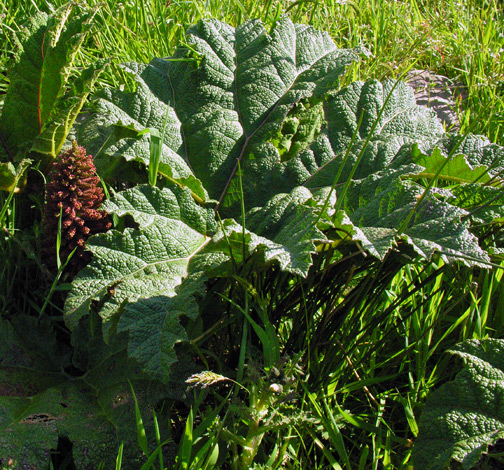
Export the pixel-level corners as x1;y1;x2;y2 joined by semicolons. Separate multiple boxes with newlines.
42;141;111;278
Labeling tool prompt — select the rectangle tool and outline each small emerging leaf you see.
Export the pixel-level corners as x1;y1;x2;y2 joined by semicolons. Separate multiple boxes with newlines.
0;4;100;168
411;145;491;184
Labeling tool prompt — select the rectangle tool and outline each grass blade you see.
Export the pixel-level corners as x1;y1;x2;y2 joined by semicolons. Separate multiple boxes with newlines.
115;441;124;470
129;382;149;455
176;408;194;469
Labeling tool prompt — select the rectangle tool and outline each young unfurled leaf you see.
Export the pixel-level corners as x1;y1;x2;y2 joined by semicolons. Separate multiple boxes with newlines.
0;4;101;172
411;145;491;184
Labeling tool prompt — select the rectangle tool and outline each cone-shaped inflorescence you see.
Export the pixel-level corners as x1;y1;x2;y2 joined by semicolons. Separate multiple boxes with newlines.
42;141;111;279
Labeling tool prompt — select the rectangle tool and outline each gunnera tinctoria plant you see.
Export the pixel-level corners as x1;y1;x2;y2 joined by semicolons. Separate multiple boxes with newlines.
42;141;111;279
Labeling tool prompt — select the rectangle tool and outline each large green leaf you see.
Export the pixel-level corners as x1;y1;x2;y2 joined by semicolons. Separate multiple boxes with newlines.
0;388;60;468
67;181;324;364
79;16;504;269
79;17;362;210
297;81;494;265
79;61;208;201
413;339;504;470
0;317;159;469
294;79;444;189
85;185;324;381
64;184;216;333
334;166;490;264
118;277;204;383
164;18;362;208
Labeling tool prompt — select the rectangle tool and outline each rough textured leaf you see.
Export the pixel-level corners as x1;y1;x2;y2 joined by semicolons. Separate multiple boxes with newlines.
79;17;362;210
330;80;444;166
247;80;482;264
169;18;362;208
290;80;495;265
246;186;325;276
113;188;323;381
79;61;207;200
64;184;214;332
413;339;504;470
337;166;489;264
449;184;504;225
296;79;445;189
0;317;159;469
102;183;216;231
118;275;204;382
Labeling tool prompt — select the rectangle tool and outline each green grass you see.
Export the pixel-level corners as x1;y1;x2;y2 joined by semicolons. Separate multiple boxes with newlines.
1;0;502;141
1;0;503;468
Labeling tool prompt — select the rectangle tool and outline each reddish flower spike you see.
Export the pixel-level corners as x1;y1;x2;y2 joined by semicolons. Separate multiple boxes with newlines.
42;141;112;279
